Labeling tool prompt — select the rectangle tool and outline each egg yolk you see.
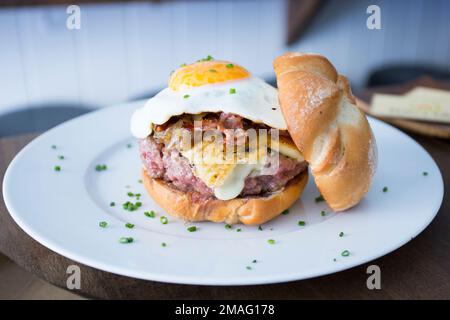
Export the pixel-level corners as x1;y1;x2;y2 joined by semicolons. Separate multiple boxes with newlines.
169;61;250;91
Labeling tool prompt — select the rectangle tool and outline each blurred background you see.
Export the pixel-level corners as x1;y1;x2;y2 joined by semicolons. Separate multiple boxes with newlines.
0;0;449;137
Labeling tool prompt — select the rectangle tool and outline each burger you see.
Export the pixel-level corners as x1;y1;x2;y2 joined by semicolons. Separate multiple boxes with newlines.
130;53;376;225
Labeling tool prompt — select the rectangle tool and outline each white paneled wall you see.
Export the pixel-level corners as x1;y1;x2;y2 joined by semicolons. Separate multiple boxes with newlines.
0;0;449;116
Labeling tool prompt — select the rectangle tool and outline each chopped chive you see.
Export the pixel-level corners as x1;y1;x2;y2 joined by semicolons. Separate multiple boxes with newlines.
122;201;141;212
161;242;167;247
226;63;234;68
246;266;252;270
339;232;344;237
138;179;143;184
298;220;306;226
99;221;108;228
119;237;133;244
267;239;275;245
236;228;242;232
423;171;428;176
333;258;337;262
320;210;326;217
144;210;156;218
252;259;257;263
127;192;134;197
54;165;61;172
180;63;187;67
225;224;232;230
160;216;168;225
341;250;350;257
125;223;135;229
209;69;217;73
229;88;236;94
58;155;64;160
281;209;289;215
200;55;213;61
187;226;197;232
315;195;325;203
183;94;190;99
382;186;388;193
126;143;132;148
51;145;57;149
110;202;115;207
258;225;263;231
95;164;107;172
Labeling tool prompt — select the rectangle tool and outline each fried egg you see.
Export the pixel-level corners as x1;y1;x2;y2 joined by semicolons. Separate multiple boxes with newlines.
130;60;287;139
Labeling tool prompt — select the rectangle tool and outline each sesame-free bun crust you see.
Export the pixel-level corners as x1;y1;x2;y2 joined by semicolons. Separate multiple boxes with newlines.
142;168;308;225
274;52;377;211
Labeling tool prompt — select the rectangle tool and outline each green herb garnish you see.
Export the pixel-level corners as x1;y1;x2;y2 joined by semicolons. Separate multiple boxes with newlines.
54;165;61;172
126;143;132;148
320;210;326;217
229;88;236;94
268;239;275;245
225;224;232;230
298;221;306;226
281;209;289;215
315;195;325;203
236;228;242;232
95;164;107;172
144;211;156;218
161;242;167;247
258;225;263;231
226;63;234;68
252;259;257;263
160;216;168;225
51;145;57;149
110;202;115;207
125;223;135;229
187;226;197;232
339;232;344;237
199;55;214;62
382;186;388;193
209;69;217;73
423;171;428;176
246;266;252;270
119;237;133;244
58;155;64;160
183;94;190;99
99;221;108;228
341;250;350;257
122;201;141;212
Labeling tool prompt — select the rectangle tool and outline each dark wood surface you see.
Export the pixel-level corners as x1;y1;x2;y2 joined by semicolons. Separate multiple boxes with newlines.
1;96;450;299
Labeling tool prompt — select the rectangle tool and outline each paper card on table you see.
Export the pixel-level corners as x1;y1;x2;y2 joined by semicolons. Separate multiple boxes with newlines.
406;87;450;100
371;93;450;124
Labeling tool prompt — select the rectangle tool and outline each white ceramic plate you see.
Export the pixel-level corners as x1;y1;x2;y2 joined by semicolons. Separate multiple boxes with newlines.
3;101;444;285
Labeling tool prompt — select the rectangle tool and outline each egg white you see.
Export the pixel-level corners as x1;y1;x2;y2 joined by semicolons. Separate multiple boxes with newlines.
130;76;287;139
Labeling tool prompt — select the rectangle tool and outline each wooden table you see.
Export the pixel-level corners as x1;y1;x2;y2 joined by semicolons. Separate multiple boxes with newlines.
1;107;449;300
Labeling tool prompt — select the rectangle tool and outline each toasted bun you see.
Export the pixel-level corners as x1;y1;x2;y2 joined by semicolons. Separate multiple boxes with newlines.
142;168;308;225
274;52;377;211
